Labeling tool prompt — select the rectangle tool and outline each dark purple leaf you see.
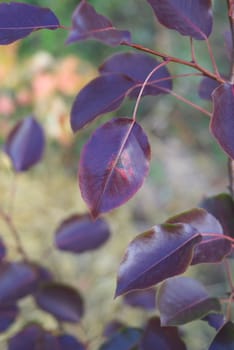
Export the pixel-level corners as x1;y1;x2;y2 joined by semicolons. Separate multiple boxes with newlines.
66;0;131;46
99;52;172;98
166;208;232;264
199;77;221;101
0;261;39;304
103;320;126;338
57;334;86;350
0;304;18;332
200;193;234;238
99;327;142;350
4;116;45;172
115;223;201;297
210;83;234;159
8;324;59;350
71;74;134;132
209;321;234;350
35;282;84;323
0;237;6;261
79;118;150;218
203;313;225;331
158;276;221;326
147;0;212;40
140;317;186;350
0;2;60;45
123;288;156;311
55;214;110;253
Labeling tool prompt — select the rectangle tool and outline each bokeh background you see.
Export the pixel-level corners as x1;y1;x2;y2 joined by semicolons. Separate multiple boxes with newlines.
0;1;232;349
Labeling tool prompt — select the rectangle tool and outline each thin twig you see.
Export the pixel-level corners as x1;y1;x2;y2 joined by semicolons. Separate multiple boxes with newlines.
227;0;234;82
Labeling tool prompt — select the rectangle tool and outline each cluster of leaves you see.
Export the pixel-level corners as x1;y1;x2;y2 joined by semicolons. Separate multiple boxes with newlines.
0;0;234;349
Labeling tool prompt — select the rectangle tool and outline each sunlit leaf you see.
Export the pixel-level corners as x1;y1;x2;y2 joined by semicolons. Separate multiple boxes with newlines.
140;317;186;350
0;304;18;332
146;0;212;40
158;276;221;326
211;83;234;160
209;321;234;350
55;214;111;253
4;116;45;172
123;288;156;311
71;74;134;132
99;327;142;350
0;2;60;45
79;118;150;218
35;282;84;323
66;0;131;46
99;52;172;98
115;223;201;297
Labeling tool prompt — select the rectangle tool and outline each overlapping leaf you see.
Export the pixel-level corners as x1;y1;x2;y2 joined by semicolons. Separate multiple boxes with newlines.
166;208;232;264
4;116;45;172
0;2;60;45
123;288;156;311
0;304;18;332
66;0;131;46
203;313;225;331
79;118;150;218
209;321;234;350
71;74;134;132
35;282;84;323
99;52;172;98
55;214;111;253
57;334;86;350
158;276;221;326
199;77;221;101
99;327;142;350
103;321;126;338
115;223;201;297
140;317;186;349
211;83;234;160
146;0;213;40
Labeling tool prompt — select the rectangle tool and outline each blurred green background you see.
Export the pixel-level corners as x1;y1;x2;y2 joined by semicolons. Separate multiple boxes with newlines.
0;1;232;349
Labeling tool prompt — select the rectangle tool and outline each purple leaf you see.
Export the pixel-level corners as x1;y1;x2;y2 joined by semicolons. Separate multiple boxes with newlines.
35;282;84;323
79;118;150;218
8;324;59;350
209;321;234;350
99;52;172;98
199;77;221;101
203;313;225;331
200;193;234;238
57;334;86;350
210;83;234;160
0;237;6;261
0;2;60;45
166;208;232;264
0;304;18;332
115;223;201;297
147;0;212;40
103;320;126;338
4;116;45;172
99;327;142;350
123;288;156;311
140;317;186;350
71;74;134;132
224;31;232;61
66;0;131;46
158;276;221;326
55;214;111;253
0;261;39;304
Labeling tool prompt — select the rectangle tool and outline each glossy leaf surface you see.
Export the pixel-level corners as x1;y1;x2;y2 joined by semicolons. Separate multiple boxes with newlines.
140;317;186;350
71;74;134;132
35;282;84;323
0;261;38;304
158;276;221;326
166;208;232;264
99;327;142;350
67;0;131;46
99;52;172;98
115;223;201;297
0;2;60;45
147;0;212;40
8;324;59;350
123;288;156;311
57;334;86;350
209;322;234;350
55;214;111;253
79;118;150;218
199;77;221;101
4;116;45;172
0;304;18;332
211;83;234;160
200;193;234;238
